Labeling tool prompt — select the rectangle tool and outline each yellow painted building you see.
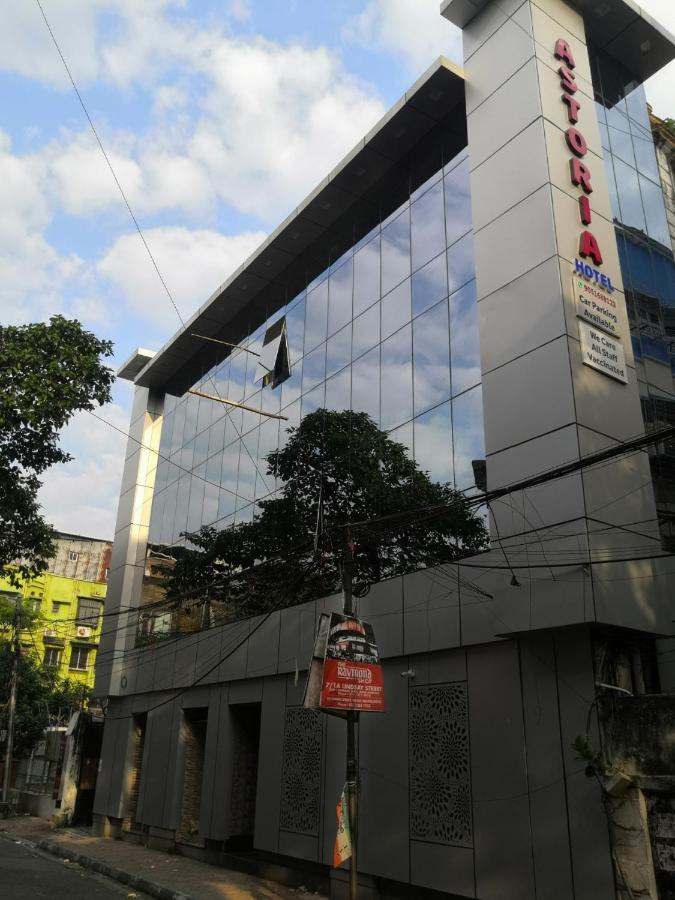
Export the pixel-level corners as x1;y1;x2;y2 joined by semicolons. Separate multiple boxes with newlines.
0;533;111;689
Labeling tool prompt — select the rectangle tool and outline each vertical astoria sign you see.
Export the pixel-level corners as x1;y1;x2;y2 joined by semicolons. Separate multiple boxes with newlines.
554;37;628;384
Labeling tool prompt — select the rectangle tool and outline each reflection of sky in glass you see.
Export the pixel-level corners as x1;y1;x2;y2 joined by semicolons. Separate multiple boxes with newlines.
148;144;484;546
613;157;646;233
639;176;670;248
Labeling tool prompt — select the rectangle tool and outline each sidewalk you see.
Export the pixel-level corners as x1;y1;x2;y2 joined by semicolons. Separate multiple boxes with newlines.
0;816;326;900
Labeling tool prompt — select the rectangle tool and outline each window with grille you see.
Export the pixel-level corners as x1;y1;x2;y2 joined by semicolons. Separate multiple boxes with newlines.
77;597;101;628
69;646;90;671
44;647;61;668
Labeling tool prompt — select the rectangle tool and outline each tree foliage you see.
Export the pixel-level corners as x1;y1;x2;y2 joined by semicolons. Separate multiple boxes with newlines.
0;640;90;757
0;316;114;583
160;409;488;620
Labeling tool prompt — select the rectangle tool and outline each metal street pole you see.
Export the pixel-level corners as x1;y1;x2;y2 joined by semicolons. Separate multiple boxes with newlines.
2;599;20;803
341;527;359;900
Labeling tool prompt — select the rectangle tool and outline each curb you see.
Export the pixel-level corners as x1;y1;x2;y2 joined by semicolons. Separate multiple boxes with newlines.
0;829;193;900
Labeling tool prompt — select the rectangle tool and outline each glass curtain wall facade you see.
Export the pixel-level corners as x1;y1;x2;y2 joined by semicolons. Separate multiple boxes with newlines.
145;145;484;589
591;48;675;546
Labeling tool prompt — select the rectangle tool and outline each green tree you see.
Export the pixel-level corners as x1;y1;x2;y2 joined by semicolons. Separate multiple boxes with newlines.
161;409;488;621
0;316;114;584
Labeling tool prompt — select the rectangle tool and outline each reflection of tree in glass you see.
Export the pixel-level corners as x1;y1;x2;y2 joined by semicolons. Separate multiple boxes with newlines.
162;409;488;619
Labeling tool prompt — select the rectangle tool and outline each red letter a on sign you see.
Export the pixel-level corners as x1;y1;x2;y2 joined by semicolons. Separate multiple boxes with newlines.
554;39;576;69
579;230;603;266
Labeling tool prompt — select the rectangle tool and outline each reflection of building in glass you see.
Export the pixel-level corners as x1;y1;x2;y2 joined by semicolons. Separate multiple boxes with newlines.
94;3;675;897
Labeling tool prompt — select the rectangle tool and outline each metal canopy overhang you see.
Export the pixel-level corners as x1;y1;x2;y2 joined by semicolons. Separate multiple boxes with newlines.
441;0;675;85
132;58;466;395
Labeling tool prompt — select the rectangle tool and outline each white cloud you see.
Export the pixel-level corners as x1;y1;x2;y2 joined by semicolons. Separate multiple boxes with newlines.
38;402;129;540
344;0;462;73
97;226;266;326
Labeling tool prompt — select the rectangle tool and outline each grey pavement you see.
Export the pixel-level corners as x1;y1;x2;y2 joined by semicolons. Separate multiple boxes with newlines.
0;835;147;899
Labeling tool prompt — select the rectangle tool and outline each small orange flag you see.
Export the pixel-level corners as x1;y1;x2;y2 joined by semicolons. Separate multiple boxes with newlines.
333;784;352;867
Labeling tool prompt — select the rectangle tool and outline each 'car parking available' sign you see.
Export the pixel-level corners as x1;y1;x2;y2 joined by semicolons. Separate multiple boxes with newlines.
304;613;385;713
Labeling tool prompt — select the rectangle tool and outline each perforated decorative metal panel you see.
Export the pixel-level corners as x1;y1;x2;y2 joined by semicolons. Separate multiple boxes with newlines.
409;683;472;846
279;707;323;835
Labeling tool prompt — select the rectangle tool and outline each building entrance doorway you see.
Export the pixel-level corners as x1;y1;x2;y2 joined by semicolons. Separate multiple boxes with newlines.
226;702;261;850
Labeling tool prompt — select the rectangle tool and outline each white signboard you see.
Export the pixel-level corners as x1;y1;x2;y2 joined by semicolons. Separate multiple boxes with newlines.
578;320;627;383
573;276;620;336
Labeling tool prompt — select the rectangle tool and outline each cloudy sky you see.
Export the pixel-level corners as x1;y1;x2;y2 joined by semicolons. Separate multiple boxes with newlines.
2;0;673;540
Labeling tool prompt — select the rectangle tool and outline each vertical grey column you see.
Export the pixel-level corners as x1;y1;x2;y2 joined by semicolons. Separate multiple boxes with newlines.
94;374;164;698
443;0;668;634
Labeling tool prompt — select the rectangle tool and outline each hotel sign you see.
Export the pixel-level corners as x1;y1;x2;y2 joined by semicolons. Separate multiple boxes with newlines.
579;321;627;383
555;37;627;384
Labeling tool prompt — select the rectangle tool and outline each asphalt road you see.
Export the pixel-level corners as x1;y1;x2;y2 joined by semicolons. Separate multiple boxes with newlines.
0;836;146;899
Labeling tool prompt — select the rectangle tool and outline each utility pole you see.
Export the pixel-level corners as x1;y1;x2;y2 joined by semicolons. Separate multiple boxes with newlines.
342;527;359;900
2;598;20;803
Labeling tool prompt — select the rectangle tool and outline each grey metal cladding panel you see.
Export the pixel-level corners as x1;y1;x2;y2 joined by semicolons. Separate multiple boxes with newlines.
93;717;120;816
519;634;574;900
482;336;576;457
135;648;157;694
278;831;320;862
253;677;286;853
246;611;281;678
208;685;236;840
468;641;536;900
553;628;615;899
193;628;224;686
359;659;409;883
322;714;346;866
217;619;250;681
138;702;177;828
153;644;178;689
403;566;460;656
411;647;467;686
279;601;317;677
464;17;535;115
229;677;263;705
357;577;403;659
410;842;475;897
199;686;222;838
162;699;186;830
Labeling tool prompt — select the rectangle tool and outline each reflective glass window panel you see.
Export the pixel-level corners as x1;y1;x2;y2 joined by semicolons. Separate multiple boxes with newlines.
228;349;248;402
202;479;219;527
595;102;609;151
174;475;191;541
160;481;179;545
452;385;485;491
169;401;186;458
444;146;468;175
257;417;279;472
414;401;453;486
632;129;660;183
305;280;329;352
279;400;301;447
381;208;411;296
196;395;212;434
302;344;326;394
217;476;237;520
194;426;210;468
639;176;671;248
236;440;258;506
413;300;451;415
450;281;481;397
353;236;380;316
180;438;195;473
326;325;351;378
625;84;651;134
447;233;475;296
325;366;351;412
205;451;222;488
328;257;353;337
387;420;414;462
381;280;412;340
613;157;646;233
187;467;206;533
240;397;261;437
285;297;306;364
351;347;380;424
301;383;326;417
352;302;380;361
410;168;442;203
154;460;170;495
183;394;199;444
281;357;302;409
444;157;472;248
148;490;165;544
244;330;265;399
158;410;174;459
607;102;636;167
412;252;448;318
604;155;621;222
381;324;412;431
411;178;446;271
